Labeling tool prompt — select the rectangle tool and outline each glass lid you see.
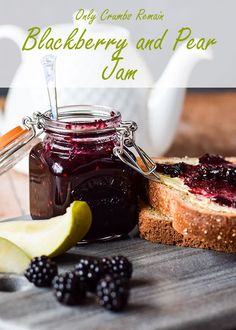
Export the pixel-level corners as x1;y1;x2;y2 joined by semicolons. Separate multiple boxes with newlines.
0;126;39;175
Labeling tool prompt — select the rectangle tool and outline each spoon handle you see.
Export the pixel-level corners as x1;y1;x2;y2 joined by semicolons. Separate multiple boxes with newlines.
41;55;58;120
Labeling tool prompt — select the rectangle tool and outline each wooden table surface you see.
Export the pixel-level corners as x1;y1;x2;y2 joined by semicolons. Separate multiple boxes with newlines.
0;238;236;330
0;91;236;330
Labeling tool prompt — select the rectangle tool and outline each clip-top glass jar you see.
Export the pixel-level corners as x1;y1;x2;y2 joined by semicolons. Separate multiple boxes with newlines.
0;104;159;242
29;105;140;241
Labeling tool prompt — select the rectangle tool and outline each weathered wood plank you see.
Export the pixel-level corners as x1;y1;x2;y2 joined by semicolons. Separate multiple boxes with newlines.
0;238;235;330
167;92;236;157
9;170;29;216
0;171;23;220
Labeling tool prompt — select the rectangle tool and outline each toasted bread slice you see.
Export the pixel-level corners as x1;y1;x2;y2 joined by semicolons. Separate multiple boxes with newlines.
144;157;236;249
139;204;236;253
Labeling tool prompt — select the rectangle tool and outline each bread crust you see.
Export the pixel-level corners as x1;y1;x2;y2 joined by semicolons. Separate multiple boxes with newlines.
142;157;236;250
139;205;236;253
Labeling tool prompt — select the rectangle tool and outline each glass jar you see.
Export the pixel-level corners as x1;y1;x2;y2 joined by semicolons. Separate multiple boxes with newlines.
29;105;139;241
0;104;159;241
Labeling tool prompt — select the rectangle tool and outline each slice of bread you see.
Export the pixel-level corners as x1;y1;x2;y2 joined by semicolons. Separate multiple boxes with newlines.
139;204;236;253
143;157;236;251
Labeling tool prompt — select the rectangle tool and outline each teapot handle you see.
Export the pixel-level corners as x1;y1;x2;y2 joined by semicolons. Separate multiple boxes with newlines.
0;25;26;52
0;25;26;132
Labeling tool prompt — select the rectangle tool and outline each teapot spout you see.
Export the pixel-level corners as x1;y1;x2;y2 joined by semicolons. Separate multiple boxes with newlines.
155;43;213;87
147;44;213;156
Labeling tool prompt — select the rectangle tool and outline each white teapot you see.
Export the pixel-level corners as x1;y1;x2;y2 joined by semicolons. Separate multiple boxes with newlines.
0;16;212;162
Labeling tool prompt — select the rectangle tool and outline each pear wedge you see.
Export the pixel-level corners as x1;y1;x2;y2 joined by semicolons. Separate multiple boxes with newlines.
0;201;92;258
0;237;30;273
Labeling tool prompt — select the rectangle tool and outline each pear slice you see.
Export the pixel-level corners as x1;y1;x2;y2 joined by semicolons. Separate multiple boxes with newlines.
0;237;30;273
0;201;92;258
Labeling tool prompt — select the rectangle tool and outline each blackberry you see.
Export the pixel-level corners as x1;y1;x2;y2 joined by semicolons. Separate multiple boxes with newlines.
53;272;86;305
96;274;129;312
74;257;104;292
227;168;236;185
101;257;112;273
102;255;133;279
213;195;233;207
155;163;185;178
24;255;58;287
199;153;228;165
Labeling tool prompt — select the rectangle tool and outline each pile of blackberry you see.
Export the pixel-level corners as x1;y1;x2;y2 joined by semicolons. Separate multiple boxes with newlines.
24;254;133;312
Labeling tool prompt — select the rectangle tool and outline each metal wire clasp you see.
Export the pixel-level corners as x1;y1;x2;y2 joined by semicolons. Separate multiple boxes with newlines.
113;121;160;182
22;111;45;132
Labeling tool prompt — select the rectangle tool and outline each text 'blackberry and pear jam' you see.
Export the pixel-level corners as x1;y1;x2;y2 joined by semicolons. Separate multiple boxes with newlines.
29;106;140;241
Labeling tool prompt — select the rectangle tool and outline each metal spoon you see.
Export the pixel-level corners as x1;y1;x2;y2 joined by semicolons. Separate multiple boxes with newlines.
41;55;58;120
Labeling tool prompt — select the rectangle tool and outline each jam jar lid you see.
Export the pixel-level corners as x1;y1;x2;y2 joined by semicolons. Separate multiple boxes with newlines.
0;125;39;175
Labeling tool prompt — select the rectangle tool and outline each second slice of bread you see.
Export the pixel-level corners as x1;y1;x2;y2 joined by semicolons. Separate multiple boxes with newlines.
139;204;236;253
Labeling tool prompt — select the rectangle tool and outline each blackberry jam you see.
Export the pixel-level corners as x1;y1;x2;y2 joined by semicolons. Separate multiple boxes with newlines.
155;154;236;208
29;106;139;241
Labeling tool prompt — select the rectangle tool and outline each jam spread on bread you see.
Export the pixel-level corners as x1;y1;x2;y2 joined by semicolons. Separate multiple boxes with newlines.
155;154;236;209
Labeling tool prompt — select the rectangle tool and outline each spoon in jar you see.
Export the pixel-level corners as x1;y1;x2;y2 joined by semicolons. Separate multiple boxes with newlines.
41;55;58;120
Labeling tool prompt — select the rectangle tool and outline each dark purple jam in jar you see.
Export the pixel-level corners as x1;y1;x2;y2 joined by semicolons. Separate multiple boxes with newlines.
29;106;139;241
